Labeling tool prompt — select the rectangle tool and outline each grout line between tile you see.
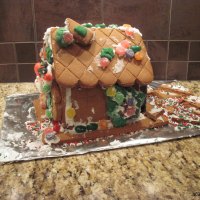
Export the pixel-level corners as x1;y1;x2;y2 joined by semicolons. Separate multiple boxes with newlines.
12;43;20;82
2;61;199;66
166;0;173;80
186;41;191;80
1;40;200;44
31;0;38;61
0;63;35;66
101;0;104;22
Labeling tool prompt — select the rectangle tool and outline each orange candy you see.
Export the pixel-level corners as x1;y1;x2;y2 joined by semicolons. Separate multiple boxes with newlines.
99;120;108;130
134;52;143;61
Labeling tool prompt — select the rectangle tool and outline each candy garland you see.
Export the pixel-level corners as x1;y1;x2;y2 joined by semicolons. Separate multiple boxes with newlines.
106;85;146;127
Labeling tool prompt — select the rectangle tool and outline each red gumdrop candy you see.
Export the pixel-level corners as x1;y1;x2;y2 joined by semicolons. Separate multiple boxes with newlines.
43;73;53;81
34;62;42;76
53;123;60;132
100;57;110;69
120;40;131;48
116;46;126;57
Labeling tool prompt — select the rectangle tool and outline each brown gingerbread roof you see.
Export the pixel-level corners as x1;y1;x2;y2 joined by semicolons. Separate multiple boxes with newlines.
51;18;153;88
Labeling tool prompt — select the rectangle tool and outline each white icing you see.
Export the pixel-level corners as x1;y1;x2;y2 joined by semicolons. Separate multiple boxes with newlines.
186;96;200;104
160;90;178;96
157;116;164;122
94;53;101;67
65;88;74;126
118;26;142;36
87;65;93;72
162;84;189;92
110;140;121;146
91;107;95;114
73;100;79;110
112;59;125;73
34;76;43;93
150;107;163;114
43;27;53;49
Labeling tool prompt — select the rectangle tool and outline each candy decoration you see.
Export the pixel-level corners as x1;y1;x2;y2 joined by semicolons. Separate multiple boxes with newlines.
125;49;134;59
112;116;126;127
130;45;141;53
113;92;125;105
99;120;108;130
82;23;93;28
46;46;53;64
43;73;53;81
45;132;56;141
100;57;110;69
42;84;51;94
95;23;106;28
46;95;52;108
53;122;60;132
44;127;54;136
66;107;76;118
46;109;52;119
38;67;47;75
134;51;143;61
106;87;117;97
34;62;42;76
100;48;115;61
116;46;126;57
120;40;131;48
39;93;47;109
75;125;87;133
108;24;118;28
123;24;132;28
125;28;134;37
74;25;87;37
127;96;134;106
126;107;136;116
63;32;74;44
56;27;73;48
86;123;98;131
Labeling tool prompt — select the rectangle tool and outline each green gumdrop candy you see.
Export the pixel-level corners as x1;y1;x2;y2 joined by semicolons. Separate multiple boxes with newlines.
42;84;51;94
46;46;53;64
95;23;106;28
82;23;93;28
114;92;125;105
107;99;117;113
100;48;115;60
74;25;87;37
86;123;98;131
46;109;52;119
56;27;70;48
75;125;87;133
112;116;126;127
47;96;52;108
108;24;118;28
130;45;141;53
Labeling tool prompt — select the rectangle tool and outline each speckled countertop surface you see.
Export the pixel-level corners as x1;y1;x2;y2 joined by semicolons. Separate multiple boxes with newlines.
0;81;200;200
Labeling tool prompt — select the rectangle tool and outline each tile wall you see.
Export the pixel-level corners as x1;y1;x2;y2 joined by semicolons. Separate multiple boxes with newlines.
0;0;199;82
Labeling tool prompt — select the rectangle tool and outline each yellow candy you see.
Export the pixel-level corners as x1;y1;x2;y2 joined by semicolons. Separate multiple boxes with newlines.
106;87;116;97
123;24;132;28
66;107;76;118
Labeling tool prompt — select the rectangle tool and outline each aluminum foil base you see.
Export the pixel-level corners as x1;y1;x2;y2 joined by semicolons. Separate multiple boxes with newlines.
0;84;200;163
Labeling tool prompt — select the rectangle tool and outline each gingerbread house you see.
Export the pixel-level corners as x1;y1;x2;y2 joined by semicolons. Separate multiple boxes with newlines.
34;18;154;144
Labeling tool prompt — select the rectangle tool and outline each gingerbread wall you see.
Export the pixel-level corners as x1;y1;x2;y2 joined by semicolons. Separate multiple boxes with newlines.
0;0;200;82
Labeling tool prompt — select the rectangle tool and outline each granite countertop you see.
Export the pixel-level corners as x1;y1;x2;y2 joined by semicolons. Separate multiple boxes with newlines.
0;81;200;200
